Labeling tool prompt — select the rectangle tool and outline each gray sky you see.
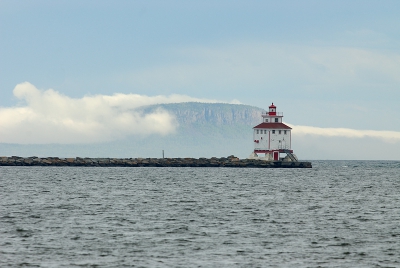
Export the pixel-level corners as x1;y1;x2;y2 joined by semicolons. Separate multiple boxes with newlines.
1;0;399;159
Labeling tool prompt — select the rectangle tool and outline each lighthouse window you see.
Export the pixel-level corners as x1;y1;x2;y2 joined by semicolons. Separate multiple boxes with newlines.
275;118;278;122
264;130;267;134
284;130;287;135
272;130;275;134
279;130;281;134
256;130;259;134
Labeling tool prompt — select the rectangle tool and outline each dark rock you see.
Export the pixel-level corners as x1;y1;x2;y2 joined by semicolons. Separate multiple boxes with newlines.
0;155;311;168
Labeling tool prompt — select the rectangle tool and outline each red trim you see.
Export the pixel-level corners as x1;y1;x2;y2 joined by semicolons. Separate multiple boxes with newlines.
253;122;292;129
254;149;293;153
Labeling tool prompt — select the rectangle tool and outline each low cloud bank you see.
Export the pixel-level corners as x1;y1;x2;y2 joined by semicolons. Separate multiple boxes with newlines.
2;82;398;145
0;82;238;144
289;124;400;143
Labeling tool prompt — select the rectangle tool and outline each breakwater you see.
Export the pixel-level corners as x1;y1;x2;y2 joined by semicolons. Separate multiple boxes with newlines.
0;156;312;168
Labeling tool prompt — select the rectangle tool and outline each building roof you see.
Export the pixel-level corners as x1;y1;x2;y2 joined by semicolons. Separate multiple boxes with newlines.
253;122;292;129
269;103;276;108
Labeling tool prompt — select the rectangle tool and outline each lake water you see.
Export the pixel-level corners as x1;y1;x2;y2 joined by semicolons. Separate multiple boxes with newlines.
1;161;400;267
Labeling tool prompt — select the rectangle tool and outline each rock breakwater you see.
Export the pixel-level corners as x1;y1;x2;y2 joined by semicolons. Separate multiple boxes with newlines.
0;156;312;168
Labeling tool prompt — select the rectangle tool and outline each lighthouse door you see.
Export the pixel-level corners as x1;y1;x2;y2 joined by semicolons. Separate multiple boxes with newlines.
273;151;279;161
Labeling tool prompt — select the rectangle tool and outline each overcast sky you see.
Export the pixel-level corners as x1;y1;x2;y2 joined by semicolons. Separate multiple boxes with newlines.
1;0;399;159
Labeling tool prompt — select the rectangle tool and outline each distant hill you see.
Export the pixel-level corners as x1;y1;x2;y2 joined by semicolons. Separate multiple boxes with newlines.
0;103;265;158
139;102;263;138
130;102;265;158
140;102;262;125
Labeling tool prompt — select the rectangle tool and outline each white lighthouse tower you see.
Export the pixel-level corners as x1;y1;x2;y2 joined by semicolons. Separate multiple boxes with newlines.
249;103;297;161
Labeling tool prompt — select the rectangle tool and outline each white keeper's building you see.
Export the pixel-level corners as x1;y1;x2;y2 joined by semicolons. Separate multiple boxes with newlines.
250;103;297;161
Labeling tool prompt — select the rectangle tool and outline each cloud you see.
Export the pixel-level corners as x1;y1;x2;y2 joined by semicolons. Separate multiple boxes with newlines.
118;42;400;95
2;82;399;147
0;82;238;144
288;124;400;143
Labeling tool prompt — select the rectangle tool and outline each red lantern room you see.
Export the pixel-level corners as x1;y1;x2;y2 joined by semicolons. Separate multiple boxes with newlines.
268;103;276;116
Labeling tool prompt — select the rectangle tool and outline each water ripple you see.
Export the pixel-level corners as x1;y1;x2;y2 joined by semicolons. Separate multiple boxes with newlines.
1;161;400;267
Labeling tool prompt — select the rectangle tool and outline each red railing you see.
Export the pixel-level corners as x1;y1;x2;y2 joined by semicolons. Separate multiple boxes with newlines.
262;112;283;116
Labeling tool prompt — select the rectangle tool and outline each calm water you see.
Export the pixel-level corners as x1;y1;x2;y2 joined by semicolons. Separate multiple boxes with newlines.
1;161;400;267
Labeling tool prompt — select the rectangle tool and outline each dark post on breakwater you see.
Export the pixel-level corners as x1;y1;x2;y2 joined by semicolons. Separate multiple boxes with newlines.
0;155;312;168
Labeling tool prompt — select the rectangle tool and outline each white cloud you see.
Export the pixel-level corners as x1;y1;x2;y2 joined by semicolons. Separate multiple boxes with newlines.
0;82;238;144
289;124;400;143
2;82;399;148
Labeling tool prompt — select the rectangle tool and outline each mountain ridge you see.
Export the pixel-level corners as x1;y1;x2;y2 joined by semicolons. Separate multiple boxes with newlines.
139;102;264;125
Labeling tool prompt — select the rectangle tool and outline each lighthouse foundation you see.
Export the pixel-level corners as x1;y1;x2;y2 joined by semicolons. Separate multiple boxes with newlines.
248;150;298;162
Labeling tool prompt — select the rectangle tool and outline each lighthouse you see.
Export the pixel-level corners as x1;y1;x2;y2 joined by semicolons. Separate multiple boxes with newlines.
249;103;298;161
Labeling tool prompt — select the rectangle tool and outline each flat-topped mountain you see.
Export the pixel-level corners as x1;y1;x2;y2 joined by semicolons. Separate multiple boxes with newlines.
139;102;264;139
140;102;263;125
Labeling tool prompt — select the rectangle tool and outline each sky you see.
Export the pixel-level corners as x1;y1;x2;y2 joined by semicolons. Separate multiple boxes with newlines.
1;0;400;159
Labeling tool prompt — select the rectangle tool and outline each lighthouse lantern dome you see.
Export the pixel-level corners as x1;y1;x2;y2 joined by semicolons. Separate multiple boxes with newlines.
268;103;276;115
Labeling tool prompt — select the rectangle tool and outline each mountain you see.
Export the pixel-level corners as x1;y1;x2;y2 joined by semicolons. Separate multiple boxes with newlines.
0;103;265;158
134;103;264;158
139;102;263;138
